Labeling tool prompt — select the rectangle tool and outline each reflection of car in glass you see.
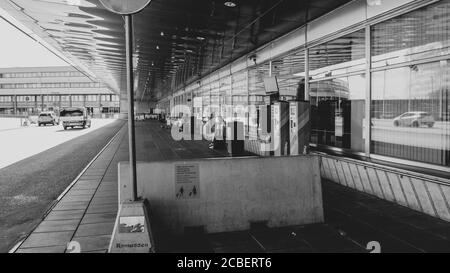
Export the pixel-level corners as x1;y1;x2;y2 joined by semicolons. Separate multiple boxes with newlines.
59;107;91;130
38;112;58;126
393;111;435;128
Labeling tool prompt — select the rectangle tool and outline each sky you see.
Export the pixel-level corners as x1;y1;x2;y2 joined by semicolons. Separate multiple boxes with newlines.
0;17;67;68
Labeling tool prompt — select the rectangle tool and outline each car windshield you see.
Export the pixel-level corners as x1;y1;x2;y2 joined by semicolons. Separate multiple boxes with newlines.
60;109;83;117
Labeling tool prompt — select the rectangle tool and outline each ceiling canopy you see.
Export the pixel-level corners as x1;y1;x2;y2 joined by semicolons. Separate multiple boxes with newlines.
0;0;352;101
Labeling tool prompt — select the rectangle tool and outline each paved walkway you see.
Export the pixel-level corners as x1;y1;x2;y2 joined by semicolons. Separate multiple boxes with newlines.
12;120;450;253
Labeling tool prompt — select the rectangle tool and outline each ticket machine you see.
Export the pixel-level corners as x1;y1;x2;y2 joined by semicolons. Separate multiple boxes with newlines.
271;101;290;156
289;101;310;155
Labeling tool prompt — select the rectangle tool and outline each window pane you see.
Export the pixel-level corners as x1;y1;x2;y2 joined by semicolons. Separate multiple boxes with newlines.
248;62;270;95
309;29;366;80
310;74;366;152
371;61;450;166
273;49;305;100
371;0;450;68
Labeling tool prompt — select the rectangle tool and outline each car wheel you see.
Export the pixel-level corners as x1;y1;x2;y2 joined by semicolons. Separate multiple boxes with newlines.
38;123;41;127
394;121;399;127
428;123;434;128
63;126;67;130
412;121;419;127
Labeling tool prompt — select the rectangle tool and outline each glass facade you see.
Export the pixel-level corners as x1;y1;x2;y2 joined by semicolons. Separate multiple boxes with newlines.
163;0;450;169
0;82;102;89
0;71;84;78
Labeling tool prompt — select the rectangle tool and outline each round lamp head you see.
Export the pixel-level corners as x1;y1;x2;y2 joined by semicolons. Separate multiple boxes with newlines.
99;0;152;15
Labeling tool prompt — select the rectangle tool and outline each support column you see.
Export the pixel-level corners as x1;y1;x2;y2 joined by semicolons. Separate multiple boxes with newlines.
125;14;137;201
119;91;128;120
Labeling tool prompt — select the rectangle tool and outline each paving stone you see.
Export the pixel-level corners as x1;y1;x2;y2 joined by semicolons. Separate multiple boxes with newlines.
45;210;85;221
80;176;103;180
81;212;117;225
65;189;96;196
93;191;117;198
20;231;73;248
15;245;66;253
34;219;80;233
86;203;117;214
71;184;99;190
53;201;89;211
83;249;108;253
90;197;117;206
74;222;115;237
60;195;92;202
72;235;111;252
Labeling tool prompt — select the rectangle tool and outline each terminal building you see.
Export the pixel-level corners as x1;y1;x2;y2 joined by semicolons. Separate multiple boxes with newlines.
0;66;119;116
1;0;449;253
155;0;450;172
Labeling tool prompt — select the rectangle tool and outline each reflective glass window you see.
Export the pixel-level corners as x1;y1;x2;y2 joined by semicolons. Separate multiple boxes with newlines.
371;61;449;166
309;29;366;80
372;0;450;68
310;74;366;152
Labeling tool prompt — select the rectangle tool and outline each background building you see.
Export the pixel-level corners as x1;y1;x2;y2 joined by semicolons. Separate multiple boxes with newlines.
0;66;119;116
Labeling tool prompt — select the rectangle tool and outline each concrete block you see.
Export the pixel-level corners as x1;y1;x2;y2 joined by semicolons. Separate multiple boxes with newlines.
119;155;323;234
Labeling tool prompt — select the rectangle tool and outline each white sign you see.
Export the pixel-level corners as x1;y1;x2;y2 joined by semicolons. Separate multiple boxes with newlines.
99;0;152;15
119;216;145;233
175;163;200;199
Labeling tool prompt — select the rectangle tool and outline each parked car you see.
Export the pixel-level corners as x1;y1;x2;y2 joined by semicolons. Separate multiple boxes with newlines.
59;107;91;130
38;112;58;126
393;111;435;128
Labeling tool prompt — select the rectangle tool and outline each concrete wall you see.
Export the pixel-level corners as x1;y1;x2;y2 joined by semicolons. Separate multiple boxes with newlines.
320;154;450;222
119;155;323;234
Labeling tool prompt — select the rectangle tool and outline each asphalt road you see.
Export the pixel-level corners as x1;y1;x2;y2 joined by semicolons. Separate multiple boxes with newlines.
0;119;125;252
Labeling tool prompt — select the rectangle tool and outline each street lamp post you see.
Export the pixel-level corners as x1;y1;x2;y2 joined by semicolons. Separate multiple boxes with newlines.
99;0;153;253
125;14;138;201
